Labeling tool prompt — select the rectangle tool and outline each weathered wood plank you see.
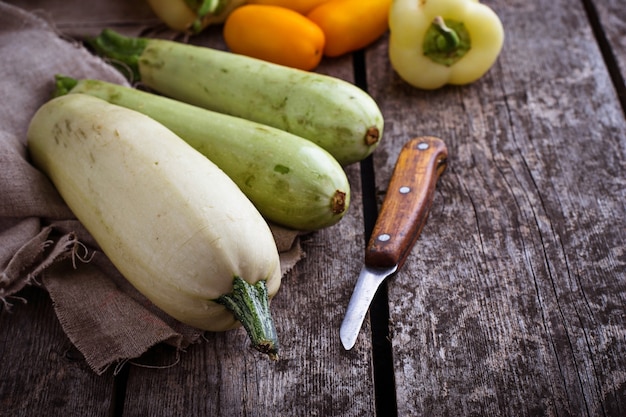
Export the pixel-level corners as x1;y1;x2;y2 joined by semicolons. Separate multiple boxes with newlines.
121;165;376;417
119;36;377;415
366;0;626;416
0;286;115;416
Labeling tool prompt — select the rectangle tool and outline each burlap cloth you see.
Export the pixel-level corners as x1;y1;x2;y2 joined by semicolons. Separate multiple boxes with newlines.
0;1;303;375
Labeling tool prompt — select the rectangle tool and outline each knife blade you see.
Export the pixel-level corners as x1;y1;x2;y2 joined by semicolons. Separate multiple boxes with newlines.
340;136;448;350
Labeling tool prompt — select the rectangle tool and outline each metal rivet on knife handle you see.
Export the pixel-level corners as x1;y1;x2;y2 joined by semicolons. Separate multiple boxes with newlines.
377;234;391;242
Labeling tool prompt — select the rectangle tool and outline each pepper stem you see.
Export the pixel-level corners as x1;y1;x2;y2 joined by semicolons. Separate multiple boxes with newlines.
186;0;219;33
86;29;149;82
422;17;471;67
216;276;279;360
432;16;460;52
194;0;219;15
185;0;232;33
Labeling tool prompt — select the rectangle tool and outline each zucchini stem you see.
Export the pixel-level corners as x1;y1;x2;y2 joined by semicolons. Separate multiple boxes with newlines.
86;29;148;82
54;74;78;97
216;276;279;360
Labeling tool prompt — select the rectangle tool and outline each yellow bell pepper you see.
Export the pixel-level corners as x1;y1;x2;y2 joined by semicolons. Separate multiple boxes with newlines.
146;0;245;34
388;0;504;89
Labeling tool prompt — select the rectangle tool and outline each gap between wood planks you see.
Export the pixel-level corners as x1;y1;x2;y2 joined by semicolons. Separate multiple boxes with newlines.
112;363;130;416
353;50;399;417
580;0;626;117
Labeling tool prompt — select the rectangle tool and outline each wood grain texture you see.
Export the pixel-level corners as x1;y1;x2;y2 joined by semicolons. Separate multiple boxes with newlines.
366;0;626;416
0;286;115;416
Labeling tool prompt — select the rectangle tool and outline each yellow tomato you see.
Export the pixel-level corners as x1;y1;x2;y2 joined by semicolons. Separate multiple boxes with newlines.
246;0;331;14
307;0;392;57
223;5;325;71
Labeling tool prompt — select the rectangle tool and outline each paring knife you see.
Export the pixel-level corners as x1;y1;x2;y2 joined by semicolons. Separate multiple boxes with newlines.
340;136;448;350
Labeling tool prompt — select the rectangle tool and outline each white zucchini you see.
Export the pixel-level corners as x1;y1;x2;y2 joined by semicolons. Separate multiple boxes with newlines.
27;94;282;359
88;29;384;166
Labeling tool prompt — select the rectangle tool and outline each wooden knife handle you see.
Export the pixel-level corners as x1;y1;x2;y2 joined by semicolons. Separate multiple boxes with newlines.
364;136;448;269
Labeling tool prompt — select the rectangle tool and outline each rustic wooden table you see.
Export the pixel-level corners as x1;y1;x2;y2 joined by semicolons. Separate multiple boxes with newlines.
2;0;625;416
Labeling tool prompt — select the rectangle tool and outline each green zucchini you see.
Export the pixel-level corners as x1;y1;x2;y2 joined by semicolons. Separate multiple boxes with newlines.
88;28;384;166
55;76;350;231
